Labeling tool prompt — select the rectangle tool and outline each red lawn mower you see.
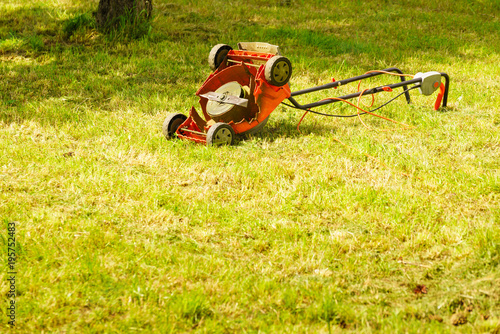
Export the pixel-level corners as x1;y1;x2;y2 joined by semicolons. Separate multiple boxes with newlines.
162;42;449;146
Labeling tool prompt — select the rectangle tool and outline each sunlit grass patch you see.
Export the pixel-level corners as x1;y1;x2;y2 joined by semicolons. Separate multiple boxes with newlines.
1;0;500;332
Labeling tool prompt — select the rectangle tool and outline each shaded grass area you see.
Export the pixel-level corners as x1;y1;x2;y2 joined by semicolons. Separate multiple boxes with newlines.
1;0;500;332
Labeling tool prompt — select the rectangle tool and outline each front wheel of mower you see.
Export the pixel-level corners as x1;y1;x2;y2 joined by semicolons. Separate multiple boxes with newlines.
206;123;235;146
162;113;187;139
265;55;292;86
208;44;233;71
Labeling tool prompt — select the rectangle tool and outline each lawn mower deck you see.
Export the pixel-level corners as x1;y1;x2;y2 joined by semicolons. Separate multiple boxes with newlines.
162;42;450;146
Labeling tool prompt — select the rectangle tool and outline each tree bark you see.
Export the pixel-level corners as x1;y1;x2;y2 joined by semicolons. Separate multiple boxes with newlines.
96;0;152;30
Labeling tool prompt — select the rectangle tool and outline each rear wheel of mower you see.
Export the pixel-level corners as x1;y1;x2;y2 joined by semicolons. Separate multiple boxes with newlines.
208;44;233;71
265;55;292;86
206;123;235;146
162;113;187;139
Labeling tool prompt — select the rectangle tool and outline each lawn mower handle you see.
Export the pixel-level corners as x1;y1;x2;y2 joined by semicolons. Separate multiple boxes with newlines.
287;67;450;110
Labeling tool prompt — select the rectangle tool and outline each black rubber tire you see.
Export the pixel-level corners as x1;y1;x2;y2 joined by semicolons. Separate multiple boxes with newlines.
208;44;233;71
162;113;187;139
206;123;235;146
264;55;292;86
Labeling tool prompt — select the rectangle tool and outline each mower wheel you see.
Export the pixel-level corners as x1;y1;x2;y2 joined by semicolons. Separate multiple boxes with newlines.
265;55;292;86
206;123;235;146
208;44;233;71
162;113;187;139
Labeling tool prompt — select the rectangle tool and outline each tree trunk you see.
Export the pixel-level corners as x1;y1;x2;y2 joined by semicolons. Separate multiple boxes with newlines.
96;0;152;31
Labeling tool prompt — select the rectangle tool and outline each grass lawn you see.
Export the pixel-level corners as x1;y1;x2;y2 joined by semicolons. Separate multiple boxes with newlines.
1;0;499;332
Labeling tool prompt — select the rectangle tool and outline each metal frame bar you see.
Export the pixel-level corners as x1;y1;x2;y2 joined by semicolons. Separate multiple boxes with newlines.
440;72;450;108
287;67;450;110
227;59;261;68
180;127;207;136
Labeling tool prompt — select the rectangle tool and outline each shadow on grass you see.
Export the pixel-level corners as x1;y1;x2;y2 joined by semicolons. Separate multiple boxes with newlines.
238;115;339;144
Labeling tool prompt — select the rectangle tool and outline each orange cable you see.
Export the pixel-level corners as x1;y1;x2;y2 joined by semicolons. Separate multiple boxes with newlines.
356;89;373;130
356;82;375;108
355;70;413;109
317;96;412;128
297;109;309;133
296;69;420;179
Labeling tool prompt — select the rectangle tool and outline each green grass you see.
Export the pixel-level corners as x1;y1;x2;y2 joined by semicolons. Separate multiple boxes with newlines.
1;0;500;332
